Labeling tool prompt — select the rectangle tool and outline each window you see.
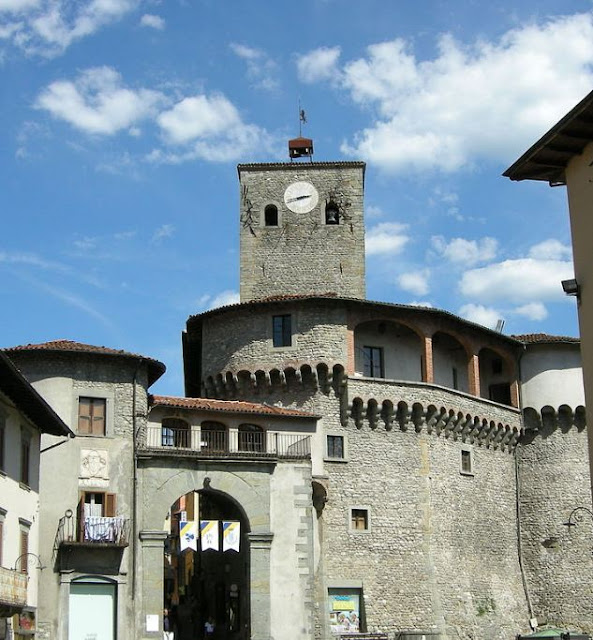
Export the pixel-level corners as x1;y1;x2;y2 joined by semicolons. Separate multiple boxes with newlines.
162;418;190;448
489;383;511;405
0;509;5;567
273;314;292;348
350;508;369;531
238;424;265;452
452;367;459;390
325;201;340;225
461;449;473;475
264;204;278;226
328;588;363;634
19;522;30;574
326;435;344;459
20;434;30;485
201;421;228;453
78;397;106;435
362;346;384;378
78;492;119;543
492;358;503;375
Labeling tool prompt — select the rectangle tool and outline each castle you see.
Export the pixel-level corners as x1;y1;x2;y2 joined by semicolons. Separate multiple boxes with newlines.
2;142;592;640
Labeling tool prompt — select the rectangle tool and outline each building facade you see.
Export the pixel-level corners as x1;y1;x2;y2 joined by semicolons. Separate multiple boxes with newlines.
4;152;593;640
0;351;72;640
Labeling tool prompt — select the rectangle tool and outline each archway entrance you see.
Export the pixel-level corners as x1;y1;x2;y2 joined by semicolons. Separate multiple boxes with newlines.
164;488;250;640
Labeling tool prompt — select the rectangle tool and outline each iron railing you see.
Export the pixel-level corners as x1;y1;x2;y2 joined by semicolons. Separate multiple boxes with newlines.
144;425;311;459
54;513;130;549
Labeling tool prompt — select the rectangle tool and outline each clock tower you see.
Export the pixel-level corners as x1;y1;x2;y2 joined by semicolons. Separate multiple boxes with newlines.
238;155;366;303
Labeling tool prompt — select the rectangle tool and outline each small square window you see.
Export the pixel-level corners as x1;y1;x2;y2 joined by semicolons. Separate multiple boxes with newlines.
327;435;344;459
350;508;369;531
461;449;473;475
272;315;292;348
78;397;106;435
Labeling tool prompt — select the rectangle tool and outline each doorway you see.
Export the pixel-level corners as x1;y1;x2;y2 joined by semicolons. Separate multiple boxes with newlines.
164;489;249;640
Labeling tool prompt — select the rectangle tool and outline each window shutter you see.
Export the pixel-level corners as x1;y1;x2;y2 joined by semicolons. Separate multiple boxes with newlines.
77;494;85;542
78;398;91;434
105;493;117;517
92;399;106;436
20;530;29;573
186;492;195;520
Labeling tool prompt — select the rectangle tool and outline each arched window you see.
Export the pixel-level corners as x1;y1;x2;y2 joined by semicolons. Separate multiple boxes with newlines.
238;424;265;452
162;418;190;448
325;201;340;225
201;421;228;453
264;204;278;227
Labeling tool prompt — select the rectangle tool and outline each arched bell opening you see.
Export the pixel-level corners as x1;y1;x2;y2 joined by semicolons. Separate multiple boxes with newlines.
164;487;251;640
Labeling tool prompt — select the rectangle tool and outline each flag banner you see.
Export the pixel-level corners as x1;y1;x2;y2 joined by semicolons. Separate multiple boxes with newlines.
200;520;219;551
179;521;197;552
223;521;240;552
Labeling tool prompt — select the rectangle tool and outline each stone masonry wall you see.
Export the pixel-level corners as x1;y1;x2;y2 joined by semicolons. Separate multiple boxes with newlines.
238;163;366;302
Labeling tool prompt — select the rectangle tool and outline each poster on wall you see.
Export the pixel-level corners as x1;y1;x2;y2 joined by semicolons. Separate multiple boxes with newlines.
328;589;361;634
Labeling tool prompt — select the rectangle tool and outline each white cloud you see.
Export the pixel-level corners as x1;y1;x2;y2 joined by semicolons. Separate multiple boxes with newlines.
152;224;175;243
296;46;341;83
35;66;164;135
155;93;269;162
199;290;240;310
431;236;498;265
398;269;430;296
528;238;572;260
408;300;433;308
365;222;409;256
229;43;278;91
1;0;138;55
366;205;384;219
140;13;164;30
458;303;501;329
297;14;593;172
459;258;573;304
514;301;548;321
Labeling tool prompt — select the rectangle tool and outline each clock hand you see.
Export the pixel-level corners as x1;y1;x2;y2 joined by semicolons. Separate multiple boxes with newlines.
286;194;311;203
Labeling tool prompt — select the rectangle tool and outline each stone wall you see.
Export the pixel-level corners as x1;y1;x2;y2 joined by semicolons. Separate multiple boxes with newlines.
238;163;366;302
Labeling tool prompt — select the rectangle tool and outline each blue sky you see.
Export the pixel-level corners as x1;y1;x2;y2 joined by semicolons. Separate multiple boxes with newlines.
1;0;591;395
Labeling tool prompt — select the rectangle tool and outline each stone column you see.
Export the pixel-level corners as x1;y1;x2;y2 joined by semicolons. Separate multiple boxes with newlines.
468;354;480;397
422;336;434;383
510;379;520;408
248;532;273;640
138;530;168;639
345;322;356;375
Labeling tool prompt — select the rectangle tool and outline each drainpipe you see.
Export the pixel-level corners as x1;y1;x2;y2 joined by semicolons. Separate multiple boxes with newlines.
514;345;535;623
132;360;143;600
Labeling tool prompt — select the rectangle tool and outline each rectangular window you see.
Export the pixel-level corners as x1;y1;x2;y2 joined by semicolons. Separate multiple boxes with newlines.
328;588;363;634
489;383;511;405
79;491;117;542
363;346;384;378
78;397;106;435
20;436;30;485
19;526;29;574
350;508;369;531
272;314;292;348
461;449;473;475
452;367;458;390
327;435;344;459
492;358;503;375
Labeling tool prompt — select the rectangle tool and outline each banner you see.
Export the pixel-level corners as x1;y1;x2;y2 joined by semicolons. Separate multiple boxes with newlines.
223;521;240;552
179;521;197;552
200;520;219;551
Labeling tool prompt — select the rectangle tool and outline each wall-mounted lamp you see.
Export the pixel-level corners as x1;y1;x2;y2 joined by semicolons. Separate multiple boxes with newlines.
12;552;46;572
561;278;580;298
562;505;593;528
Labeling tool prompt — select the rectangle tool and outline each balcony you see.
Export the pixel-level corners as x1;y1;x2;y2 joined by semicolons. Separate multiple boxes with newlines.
55;514;130;548
142;426;311;459
0;566;27;617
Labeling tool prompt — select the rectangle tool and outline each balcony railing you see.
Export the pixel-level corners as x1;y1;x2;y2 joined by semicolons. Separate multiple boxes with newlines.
55;514;130;548
144;426;311;459
0;566;27;612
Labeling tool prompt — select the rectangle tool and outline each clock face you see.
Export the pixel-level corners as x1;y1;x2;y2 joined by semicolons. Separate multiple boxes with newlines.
284;181;319;213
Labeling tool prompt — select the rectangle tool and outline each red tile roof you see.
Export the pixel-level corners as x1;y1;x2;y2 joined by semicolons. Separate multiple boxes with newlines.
150;395;318;419
512;333;580;344
5;340;166;385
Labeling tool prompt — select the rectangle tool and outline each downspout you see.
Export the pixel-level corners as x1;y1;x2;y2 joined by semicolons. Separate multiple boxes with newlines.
514;346;535;624
132;359;143;600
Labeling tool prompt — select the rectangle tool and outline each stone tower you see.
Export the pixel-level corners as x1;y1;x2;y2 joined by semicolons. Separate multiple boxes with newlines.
238;160;366;302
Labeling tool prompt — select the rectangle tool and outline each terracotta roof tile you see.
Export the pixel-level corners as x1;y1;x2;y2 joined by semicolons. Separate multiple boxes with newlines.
150;395;318;419
5;340;166;385
511;333;580;344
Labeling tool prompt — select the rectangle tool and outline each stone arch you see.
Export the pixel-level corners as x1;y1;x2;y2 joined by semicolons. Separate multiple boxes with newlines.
432;331;471;392
478;346;515;406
